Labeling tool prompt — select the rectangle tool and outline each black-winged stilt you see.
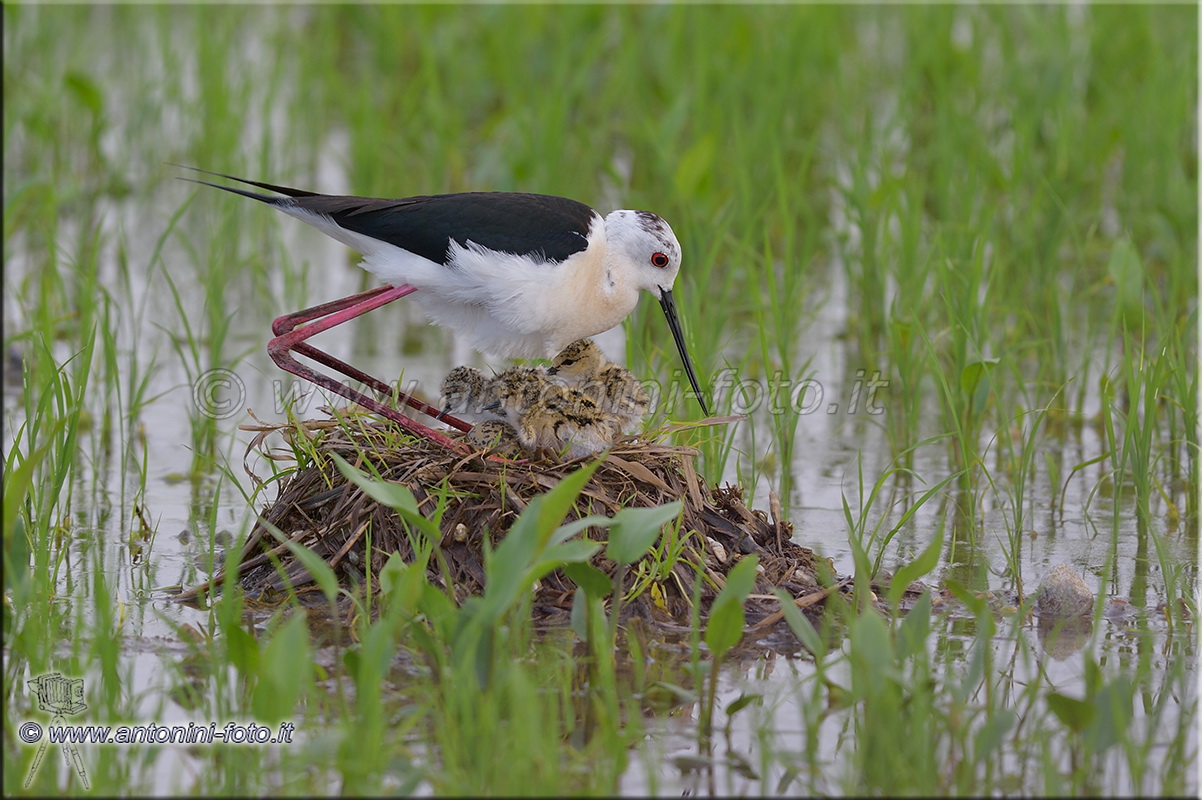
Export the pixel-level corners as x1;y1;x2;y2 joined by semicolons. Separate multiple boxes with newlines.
182;168;709;448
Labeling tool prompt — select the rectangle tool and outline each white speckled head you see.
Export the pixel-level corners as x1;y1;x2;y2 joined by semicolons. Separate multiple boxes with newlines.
604;210;682;300
488;367;552;422
439;366;491;416
548;338;606;384
605;209;707;414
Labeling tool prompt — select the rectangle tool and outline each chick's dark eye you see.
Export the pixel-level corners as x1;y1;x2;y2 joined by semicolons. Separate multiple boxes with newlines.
651;252;670;268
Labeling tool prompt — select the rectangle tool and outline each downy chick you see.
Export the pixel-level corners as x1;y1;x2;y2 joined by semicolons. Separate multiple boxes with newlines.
438;366;496;422
548;338;650;431
487;366;620;460
464;419;524;459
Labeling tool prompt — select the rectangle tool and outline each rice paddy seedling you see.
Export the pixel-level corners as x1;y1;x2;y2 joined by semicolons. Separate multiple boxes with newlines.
991;392;1063;597
12;335;97;594
1159;320;1199;524
919;315;999;533
698;555;758;749
882;314;930;467
1098;335;1176;538
841;443;962;597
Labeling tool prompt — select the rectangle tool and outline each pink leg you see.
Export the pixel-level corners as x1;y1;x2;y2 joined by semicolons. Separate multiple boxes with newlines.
273;288;418;408
272;286;392;336
285;341;467;430
267;284;471;448
275;287;458;421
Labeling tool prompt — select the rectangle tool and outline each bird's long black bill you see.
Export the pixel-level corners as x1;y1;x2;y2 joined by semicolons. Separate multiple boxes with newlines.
658;288;710;416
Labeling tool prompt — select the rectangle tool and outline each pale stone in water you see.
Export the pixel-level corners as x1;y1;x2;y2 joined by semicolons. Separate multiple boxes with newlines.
1036;563;1094;617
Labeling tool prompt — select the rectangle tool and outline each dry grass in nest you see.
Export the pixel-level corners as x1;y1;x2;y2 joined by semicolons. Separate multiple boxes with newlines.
178;413;838;629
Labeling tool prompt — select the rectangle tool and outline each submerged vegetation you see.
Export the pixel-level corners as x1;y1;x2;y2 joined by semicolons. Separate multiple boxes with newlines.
3;4;1197;796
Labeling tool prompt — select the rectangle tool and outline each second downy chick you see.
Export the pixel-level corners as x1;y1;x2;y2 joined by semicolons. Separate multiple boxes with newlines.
487;366;621;460
464;419;525;460
547;338;651;432
438;365;497;423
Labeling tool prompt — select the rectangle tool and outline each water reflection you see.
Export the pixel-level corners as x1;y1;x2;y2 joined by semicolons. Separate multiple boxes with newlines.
1037;614;1093;661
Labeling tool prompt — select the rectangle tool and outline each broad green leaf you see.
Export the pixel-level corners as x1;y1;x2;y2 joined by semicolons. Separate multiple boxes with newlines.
379;551;440;617
548;514;612;547
1084;654;1104;697
960;358;999;415
725;692;763;717
563;561;612;599
356;612;402;681
974;708;1016;761
332;454;440;540
569;587;609;644
886;531;943;610
1086;677;1134;753
771;588;826;657
1106;237;1144;324
483;463;603;608
705;556;759;658
224;623;260;675
64;72;104;115
484;525;596;618
530;538;602;578
607;501;683;565
417;582;459;632
848;610;894;680
721;553;760;600
527;459;605;547
253;614;310;721
896;591;932;660
477;464;608;629
705;598;745;661
570;588;589;641
377;551;407;595
1046;691;1096;733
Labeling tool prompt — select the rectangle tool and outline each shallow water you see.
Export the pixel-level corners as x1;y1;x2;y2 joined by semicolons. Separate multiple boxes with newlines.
4;7;1196;796
6;215;1194;793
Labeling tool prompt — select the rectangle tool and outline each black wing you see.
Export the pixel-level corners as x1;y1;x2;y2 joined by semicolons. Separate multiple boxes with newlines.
308;191;596;265
180;168;596;264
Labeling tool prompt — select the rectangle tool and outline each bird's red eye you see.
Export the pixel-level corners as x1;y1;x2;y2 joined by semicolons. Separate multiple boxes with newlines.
651;252;670;268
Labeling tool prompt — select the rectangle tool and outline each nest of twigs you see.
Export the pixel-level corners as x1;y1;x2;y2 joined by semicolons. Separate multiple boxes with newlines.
179;413;838;629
